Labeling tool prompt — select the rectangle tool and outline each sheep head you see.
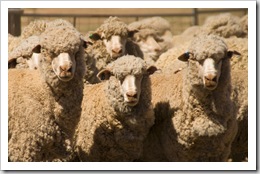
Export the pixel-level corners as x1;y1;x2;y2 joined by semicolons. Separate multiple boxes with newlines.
97;55;157;106
38;26;87;82
178;34;241;90
128;28;162;61
88;16;130;59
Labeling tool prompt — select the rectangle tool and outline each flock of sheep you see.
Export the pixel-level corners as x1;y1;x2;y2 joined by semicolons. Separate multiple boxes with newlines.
8;12;248;162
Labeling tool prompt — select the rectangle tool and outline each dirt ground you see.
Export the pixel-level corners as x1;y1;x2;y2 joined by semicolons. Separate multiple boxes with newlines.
20;8;247;35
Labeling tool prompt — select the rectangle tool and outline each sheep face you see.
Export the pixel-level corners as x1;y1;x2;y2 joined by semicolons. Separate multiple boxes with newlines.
135;35;162;61
102;35;127;59
97;55;157;107
178;50;240;90
51;52;76;82
197;57;223;90
119;74;143;106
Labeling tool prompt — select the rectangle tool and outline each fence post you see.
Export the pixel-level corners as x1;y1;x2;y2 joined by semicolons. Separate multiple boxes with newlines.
8;8;24;36
192;8;198;25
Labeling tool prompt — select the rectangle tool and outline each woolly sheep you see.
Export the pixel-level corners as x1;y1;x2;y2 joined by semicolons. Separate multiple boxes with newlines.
75;55;157;161
128;16;173;63
84;16;141;84
8;19;77;70
8;25;86;161
8;35;40;69
202;13;246;38
139;34;240;161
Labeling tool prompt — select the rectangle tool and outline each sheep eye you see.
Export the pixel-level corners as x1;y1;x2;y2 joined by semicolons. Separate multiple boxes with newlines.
198;59;204;65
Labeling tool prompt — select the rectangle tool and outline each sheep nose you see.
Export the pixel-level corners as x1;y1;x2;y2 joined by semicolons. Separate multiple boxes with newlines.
204;74;217;82
126;91;138;98
60;63;72;73
112;47;122;54
154;46;161;52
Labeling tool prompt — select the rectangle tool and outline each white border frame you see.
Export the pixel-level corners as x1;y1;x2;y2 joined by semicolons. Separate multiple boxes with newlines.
1;0;256;171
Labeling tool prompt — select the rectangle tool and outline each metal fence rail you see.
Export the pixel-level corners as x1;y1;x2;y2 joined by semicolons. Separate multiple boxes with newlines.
8;8;247;36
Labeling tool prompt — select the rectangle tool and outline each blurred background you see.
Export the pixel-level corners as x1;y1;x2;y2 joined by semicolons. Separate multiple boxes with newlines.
8;8;247;36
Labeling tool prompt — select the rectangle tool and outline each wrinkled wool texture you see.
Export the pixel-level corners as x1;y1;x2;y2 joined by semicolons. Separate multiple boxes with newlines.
21;19;75;39
128;16;171;36
224;37;248;71
8;25;86;162
96;16;129;39
8;34;22;53
203;13;245;38
229;70;248;162
75;56;155;161
8;36;40;68
139;35;237;162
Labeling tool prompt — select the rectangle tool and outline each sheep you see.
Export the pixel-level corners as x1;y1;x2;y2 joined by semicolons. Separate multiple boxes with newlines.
75;55;157;161
8;24;86;162
202;13;246;38
139;34;240;161
128;16;173;64
83;16;142;84
8;35;41;69
229;69;248;162
8;19;78;70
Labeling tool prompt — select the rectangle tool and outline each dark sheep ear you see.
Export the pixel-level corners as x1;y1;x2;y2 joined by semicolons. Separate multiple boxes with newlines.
32;45;41;53
82;40;88;49
128;29;139;38
89;33;101;41
227;50;241;59
97;69;112;81
178;51;191;62
147;65;158;75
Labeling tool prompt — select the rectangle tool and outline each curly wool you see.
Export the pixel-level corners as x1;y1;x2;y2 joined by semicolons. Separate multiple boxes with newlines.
128;16;171;36
229;70;248;162
75;56;154;161
203;13;245;38
96;16;129;39
188;34;228;61
21;19;75;39
8;36;40;69
8;25;86;162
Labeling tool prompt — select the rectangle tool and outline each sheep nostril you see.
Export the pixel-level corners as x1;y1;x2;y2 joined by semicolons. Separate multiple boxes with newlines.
126;92;137;98
67;67;72;72
112;48;122;54
212;76;217;82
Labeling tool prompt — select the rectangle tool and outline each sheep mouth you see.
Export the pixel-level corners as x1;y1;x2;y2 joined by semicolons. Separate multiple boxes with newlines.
205;83;217;90
58;75;74;82
125;100;138;106
111;53;124;59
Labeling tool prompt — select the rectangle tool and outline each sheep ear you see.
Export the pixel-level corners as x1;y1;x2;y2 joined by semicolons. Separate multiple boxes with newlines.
89;33;101;41
81;40;88;49
178;52;191;62
97;69;112;81
147;65;158;75
32;45;41;53
128;29;138;38
227;50;241;59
